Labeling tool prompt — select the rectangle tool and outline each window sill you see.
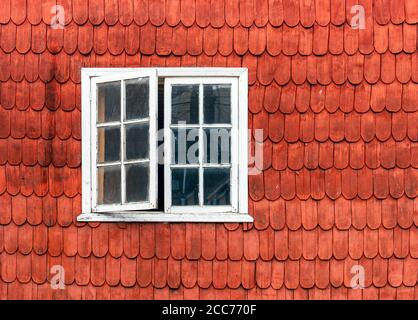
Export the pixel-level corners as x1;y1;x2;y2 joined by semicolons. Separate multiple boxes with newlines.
77;212;254;223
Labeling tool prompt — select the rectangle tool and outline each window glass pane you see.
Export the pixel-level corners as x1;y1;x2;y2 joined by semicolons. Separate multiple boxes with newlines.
204;168;230;205
204;128;231;164
97;127;120;163
97;81;121;123
125;78;149;120
172;128;199;165
171;168;199;206
125;123;149;160
171;85;199;124
126;163;149;203
97;166;121;205
204;84;231;124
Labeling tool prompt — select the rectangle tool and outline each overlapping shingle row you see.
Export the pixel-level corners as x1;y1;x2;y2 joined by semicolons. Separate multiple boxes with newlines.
1;0;417;27
1;222;417;290
0;0;417;299
1;202;417;253
1;21;418;56
1;79;417;116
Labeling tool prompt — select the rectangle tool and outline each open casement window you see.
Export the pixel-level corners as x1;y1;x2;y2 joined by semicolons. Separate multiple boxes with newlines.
80;68;251;223
90;71;158;212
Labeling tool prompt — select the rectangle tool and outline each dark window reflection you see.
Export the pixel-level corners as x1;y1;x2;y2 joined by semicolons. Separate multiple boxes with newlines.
97;166;121;204
204;128;231;164
171;168;199;206
97;127;120;163
126;163;149;203
172;85;199;124
125;78;149;120
204;168;230;205
97;81;121;123
204;84;231;124
172;128;199;164
125;123;149;160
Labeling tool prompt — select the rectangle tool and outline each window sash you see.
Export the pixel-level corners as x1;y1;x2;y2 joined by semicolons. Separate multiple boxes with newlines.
90;71;158;212
164;77;239;214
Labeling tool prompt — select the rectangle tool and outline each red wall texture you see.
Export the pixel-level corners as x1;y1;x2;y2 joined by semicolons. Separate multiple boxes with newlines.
0;0;417;300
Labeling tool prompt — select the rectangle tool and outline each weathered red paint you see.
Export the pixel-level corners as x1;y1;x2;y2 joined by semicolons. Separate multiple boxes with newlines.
0;0;417;300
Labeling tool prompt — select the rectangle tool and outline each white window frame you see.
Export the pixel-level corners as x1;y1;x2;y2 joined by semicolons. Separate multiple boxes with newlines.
90;71;158;212
164;77;239;214
79;68;252;223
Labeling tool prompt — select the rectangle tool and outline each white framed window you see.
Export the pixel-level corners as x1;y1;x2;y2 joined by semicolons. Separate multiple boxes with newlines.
90;71;158;212
80;68;252;223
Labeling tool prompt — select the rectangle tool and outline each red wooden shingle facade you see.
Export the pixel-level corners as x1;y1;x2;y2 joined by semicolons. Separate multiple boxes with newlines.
0;0;417;300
